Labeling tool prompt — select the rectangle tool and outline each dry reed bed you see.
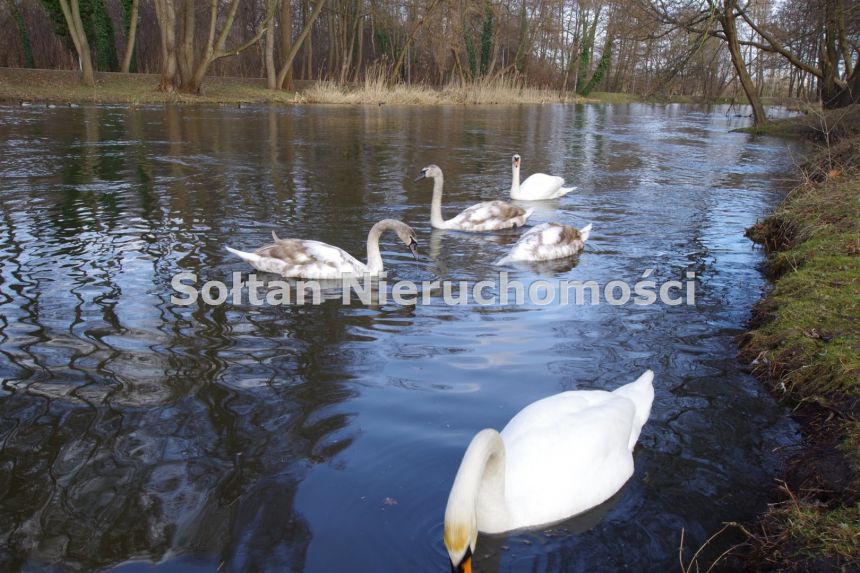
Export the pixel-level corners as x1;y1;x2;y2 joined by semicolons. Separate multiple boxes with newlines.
300;76;583;105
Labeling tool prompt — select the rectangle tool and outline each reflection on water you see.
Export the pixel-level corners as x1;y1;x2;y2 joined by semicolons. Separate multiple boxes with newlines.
0;103;799;572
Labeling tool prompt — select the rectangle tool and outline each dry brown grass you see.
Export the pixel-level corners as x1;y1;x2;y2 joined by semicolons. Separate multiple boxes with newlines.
300;68;584;105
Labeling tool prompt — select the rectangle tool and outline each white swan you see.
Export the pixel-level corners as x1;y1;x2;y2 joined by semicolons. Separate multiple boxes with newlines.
495;222;592;265
225;219;418;279
415;165;533;232
443;370;655;572
510;154;576;200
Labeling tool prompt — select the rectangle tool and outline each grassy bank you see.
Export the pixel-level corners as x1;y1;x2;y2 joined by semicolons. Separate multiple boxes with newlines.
738;105;860;570
0;68;303;105
0;67;586;106
2;67;806;108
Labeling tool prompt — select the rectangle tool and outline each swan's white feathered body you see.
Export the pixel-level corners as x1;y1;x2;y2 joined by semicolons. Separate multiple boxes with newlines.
226;239;369;279
225;219;418;279
443;371;654;569
416;164;533;232
441;200;534;232
510;154;576;201
496;369;652;531
496;222;592;265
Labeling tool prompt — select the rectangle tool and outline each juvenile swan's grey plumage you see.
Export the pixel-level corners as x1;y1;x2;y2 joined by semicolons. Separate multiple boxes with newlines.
496;222;592;265
510;154;576;200
415;164;533;232
225;219;419;279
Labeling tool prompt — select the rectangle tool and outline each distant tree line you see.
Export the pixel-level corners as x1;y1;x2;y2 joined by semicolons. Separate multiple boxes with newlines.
1;0;858;117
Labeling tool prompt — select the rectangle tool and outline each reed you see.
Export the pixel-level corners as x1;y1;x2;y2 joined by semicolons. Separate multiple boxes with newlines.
300;68;583;105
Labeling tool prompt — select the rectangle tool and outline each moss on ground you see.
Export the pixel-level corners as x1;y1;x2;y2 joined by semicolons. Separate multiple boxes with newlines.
739;105;860;571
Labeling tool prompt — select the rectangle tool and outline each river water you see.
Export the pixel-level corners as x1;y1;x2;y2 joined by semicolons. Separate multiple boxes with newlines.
0;103;799;572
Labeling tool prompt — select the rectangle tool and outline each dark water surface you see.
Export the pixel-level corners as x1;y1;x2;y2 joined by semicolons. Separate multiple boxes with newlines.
0;103;799;572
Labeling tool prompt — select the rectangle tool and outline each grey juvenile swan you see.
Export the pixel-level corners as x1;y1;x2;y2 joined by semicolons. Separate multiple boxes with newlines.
226;219;418;279
415;164;533;232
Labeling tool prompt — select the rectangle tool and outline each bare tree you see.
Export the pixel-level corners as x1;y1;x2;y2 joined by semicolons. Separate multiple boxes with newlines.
717;0;766;124
387;0;443;86
276;0;327;89
154;0;178;91
155;0;276;94
56;0;94;85
121;0;140;73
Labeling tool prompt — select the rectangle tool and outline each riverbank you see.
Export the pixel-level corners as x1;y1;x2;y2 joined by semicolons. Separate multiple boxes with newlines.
738;105;859;570
0;67;799;107
0;68;301;105
0;67;587;105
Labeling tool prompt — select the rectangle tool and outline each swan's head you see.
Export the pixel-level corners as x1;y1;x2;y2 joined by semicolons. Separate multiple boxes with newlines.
512;154;521;169
443;512;476;573
374;219;419;258
396;223;420;259
414;164;443;181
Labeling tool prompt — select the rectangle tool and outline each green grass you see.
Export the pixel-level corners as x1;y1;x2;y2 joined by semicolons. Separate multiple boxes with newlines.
764;500;860;567
740;105;860;570
587;91;641;104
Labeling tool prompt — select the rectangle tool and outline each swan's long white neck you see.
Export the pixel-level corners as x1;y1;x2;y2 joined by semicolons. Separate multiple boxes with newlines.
445;429;511;536
429;174;448;230
365;221;387;274
511;163;521;195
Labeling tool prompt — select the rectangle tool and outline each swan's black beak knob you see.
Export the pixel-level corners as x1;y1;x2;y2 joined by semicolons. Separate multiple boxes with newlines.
408;240;419;259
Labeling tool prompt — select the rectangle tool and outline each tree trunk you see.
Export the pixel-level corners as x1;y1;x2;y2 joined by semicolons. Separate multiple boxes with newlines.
277;0;326;89
819;0;842;107
178;0;196;85
279;0;294;89
120;0;139;73
451;45;466;85
155;0;178;92
580;32;612;97
339;5;361;84
352;12;364;82
835;54;860;107
57;0;95;85
387;0;442;87
513;0;529;73
720;0;766;125
183;0;275;95
266;5;277;89
8;0;35;68
576;6;601;95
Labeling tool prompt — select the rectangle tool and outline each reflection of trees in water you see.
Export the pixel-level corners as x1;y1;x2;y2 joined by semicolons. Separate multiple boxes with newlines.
0;106;365;571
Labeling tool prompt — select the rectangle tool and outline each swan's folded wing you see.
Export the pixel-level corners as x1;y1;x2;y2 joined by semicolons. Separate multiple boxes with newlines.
500;389;611;439
500;393;637;526
522;173;565;192
508;223;582;261
453;201;525;227
257;239;362;277
532;223;578;245
611;370;655;450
